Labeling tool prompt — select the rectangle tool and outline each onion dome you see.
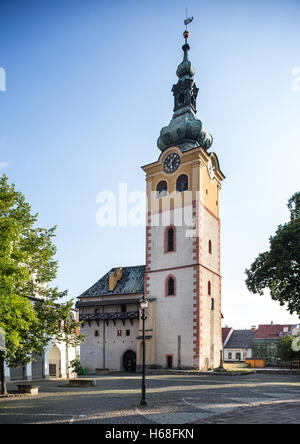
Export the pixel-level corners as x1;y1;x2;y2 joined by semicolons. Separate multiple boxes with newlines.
157;30;213;152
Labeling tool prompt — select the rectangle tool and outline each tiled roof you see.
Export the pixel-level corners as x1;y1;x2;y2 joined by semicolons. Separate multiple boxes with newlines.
254;324;296;340
225;330;255;349
78;265;145;298
222;327;232;345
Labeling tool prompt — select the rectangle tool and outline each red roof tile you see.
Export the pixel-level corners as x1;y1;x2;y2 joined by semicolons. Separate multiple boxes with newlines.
254;324;296;340
222;327;232;344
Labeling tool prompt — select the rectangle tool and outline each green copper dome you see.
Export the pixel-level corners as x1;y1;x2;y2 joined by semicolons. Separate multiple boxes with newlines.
176;43;195;80
157;32;213;153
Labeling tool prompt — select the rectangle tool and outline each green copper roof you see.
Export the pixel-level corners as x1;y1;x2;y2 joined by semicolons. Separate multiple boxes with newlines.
157;31;213;153
78;265;145;298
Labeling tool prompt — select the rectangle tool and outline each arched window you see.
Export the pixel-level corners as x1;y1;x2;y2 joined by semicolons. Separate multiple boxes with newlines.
156;180;168;198
209;240;212;255
168;277;175;296
165;275;176;297
176;174;188;192
208;281;211;296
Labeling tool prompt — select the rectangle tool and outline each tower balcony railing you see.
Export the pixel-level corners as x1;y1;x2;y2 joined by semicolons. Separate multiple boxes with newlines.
79;311;139;322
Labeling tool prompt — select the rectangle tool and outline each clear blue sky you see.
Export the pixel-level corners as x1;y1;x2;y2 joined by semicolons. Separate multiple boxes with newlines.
0;0;299;328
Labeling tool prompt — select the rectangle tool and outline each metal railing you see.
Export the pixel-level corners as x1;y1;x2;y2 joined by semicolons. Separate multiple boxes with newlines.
79;311;139;322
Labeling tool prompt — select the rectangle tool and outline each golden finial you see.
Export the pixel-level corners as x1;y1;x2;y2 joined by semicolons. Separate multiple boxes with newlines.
183;29;189;40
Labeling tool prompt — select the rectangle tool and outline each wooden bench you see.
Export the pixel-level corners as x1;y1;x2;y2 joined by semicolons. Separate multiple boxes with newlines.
17;385;39;395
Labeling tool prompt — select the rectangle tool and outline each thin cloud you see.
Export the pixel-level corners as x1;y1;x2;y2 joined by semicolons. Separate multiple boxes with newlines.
0;162;8;170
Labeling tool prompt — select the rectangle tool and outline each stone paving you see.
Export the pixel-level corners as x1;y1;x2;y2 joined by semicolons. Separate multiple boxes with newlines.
194;399;300;424
0;373;299;424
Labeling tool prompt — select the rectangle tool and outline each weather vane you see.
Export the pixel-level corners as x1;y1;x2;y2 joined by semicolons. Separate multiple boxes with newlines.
183;9;193;41
184;9;193;29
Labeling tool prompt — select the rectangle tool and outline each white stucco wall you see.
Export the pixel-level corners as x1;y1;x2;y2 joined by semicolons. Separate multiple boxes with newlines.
224;348;253;361
79;298;141;373
5;337;79;382
148;201;222;370
148;205;195;368
149;267;194;368
80;318;139;372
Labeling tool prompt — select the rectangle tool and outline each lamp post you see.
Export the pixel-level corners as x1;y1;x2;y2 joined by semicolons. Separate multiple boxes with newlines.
138;297;149;407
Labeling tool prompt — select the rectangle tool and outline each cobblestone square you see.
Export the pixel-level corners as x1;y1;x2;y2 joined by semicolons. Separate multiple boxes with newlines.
0;373;299;424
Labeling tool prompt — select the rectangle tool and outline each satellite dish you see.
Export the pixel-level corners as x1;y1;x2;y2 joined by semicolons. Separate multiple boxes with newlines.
292;336;300;352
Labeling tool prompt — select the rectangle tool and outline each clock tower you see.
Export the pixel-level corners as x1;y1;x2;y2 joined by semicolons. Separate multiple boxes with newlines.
142;29;225;370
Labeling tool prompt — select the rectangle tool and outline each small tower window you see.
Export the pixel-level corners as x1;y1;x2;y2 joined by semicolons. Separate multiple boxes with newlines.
208;281;211;296
167;227;174;252
178;93;185;105
176;174;188;192
166;276;175;296
209;240;212;255
156;181;168;198
211;298;215;311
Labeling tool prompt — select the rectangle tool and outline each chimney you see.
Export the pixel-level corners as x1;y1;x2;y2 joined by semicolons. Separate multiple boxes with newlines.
109;273;117;291
116;267;123;281
108;267;123;291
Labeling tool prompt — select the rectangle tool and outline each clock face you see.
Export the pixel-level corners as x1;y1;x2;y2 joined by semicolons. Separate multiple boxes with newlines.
164;153;181;174
207;159;215;180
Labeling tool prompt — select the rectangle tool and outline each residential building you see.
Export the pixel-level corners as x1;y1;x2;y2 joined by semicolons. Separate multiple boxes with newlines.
253;324;297;366
4;308;80;382
223;329;255;362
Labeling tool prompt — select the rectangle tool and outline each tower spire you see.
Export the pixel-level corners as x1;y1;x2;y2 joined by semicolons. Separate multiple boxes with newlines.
157;20;213;153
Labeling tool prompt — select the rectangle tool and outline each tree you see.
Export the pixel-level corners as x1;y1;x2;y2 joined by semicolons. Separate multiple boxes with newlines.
245;192;300;316
0;175;83;395
277;335;300;369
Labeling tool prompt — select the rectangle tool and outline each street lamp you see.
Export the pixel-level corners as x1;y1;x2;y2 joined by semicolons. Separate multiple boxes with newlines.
138;297;149;407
